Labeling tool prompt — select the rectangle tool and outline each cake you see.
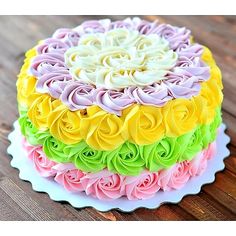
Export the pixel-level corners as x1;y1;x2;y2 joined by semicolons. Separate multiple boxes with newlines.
16;17;223;201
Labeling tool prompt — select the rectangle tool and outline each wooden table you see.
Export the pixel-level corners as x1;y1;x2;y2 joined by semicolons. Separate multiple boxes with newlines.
0;16;235;221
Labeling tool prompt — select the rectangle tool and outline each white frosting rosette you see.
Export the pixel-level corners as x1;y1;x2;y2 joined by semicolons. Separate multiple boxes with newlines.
65;28;178;90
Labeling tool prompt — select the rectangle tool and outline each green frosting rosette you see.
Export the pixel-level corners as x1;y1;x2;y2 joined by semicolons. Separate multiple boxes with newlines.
141;137;181;172
201;108;222;148
64;142;106;172
43;136;68;163
209;108;222;142
105;142;145;176
177;127;203;162
19;112;48;146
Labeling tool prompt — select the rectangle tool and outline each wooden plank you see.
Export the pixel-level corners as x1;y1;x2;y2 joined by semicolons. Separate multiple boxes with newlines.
224;146;236;174
178;193;235;220
0;176;54;220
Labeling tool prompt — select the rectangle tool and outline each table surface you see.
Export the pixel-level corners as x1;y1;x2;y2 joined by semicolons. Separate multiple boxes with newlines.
0;15;235;221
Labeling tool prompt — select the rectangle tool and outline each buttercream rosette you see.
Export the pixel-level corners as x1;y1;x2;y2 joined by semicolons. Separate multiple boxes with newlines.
16;17;223;200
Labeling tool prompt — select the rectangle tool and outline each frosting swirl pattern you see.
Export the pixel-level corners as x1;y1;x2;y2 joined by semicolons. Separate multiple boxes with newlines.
22;137;217;200
19;108;221;176
16;17;224;202
18;19;216;116
64;28;178;89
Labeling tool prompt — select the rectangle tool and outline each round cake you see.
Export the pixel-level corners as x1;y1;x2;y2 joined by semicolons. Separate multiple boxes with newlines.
17;17;223;201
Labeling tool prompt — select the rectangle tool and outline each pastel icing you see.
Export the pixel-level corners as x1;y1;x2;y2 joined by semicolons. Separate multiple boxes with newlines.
16;17;224;201
22;138;57;177
18;107;221;176
158;161;190;191
53;163;85;192
22;137;217;200
24;85;221;149
52;28;80;47
60;81;95;110
81;170;125;200
17;18;215;116
93;88;134;116
64;141;107;172
124;171;160;200
65;28;178;89
17;40;222;150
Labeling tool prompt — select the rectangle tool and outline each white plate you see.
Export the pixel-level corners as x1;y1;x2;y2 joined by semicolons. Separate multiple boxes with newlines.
7;121;230;212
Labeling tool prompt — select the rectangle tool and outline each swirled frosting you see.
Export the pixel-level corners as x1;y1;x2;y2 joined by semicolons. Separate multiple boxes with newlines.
65;28;178;89
17;17;224;201
105;142;145;176
60;81;95;110
64;141;106;172
23;138;57;177
52;28;80;47
22;137;217;200
19;107;221;176
142;137;181;171
20;18;216;116
53;163;85;192
25;74;222;149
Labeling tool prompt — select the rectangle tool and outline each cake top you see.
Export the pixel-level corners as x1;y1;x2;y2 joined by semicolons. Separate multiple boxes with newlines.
64;29;178;89
28;17;210;115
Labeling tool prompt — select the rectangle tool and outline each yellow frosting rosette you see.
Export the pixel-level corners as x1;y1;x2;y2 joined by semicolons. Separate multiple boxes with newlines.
17;75;39;109
202;46;223;89
80;106;126;150
122;105;165;145
162;98;198;137
27;94;58;130
16;47;40;108
48;103;86;145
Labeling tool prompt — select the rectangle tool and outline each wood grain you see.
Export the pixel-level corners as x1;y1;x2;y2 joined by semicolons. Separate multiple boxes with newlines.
0;15;235;221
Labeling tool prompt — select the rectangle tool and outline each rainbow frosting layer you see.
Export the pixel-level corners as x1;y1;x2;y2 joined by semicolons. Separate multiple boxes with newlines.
16;17;223;200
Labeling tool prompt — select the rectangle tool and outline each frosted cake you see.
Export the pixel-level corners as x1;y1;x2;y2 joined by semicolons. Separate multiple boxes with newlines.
17;17;223;200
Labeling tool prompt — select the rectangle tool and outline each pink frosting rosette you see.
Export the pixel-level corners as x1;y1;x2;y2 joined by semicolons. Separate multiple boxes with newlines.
188;141;217;176
203;141;217;161
52;28;80;47
158;162;190;191
21;136;217;200
22;139;57;177
53;163;85;192
188;152;207;177
94;89;134;116
81;170;125;200
124;171;160;200
60;81;95;111
127;84;171;107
